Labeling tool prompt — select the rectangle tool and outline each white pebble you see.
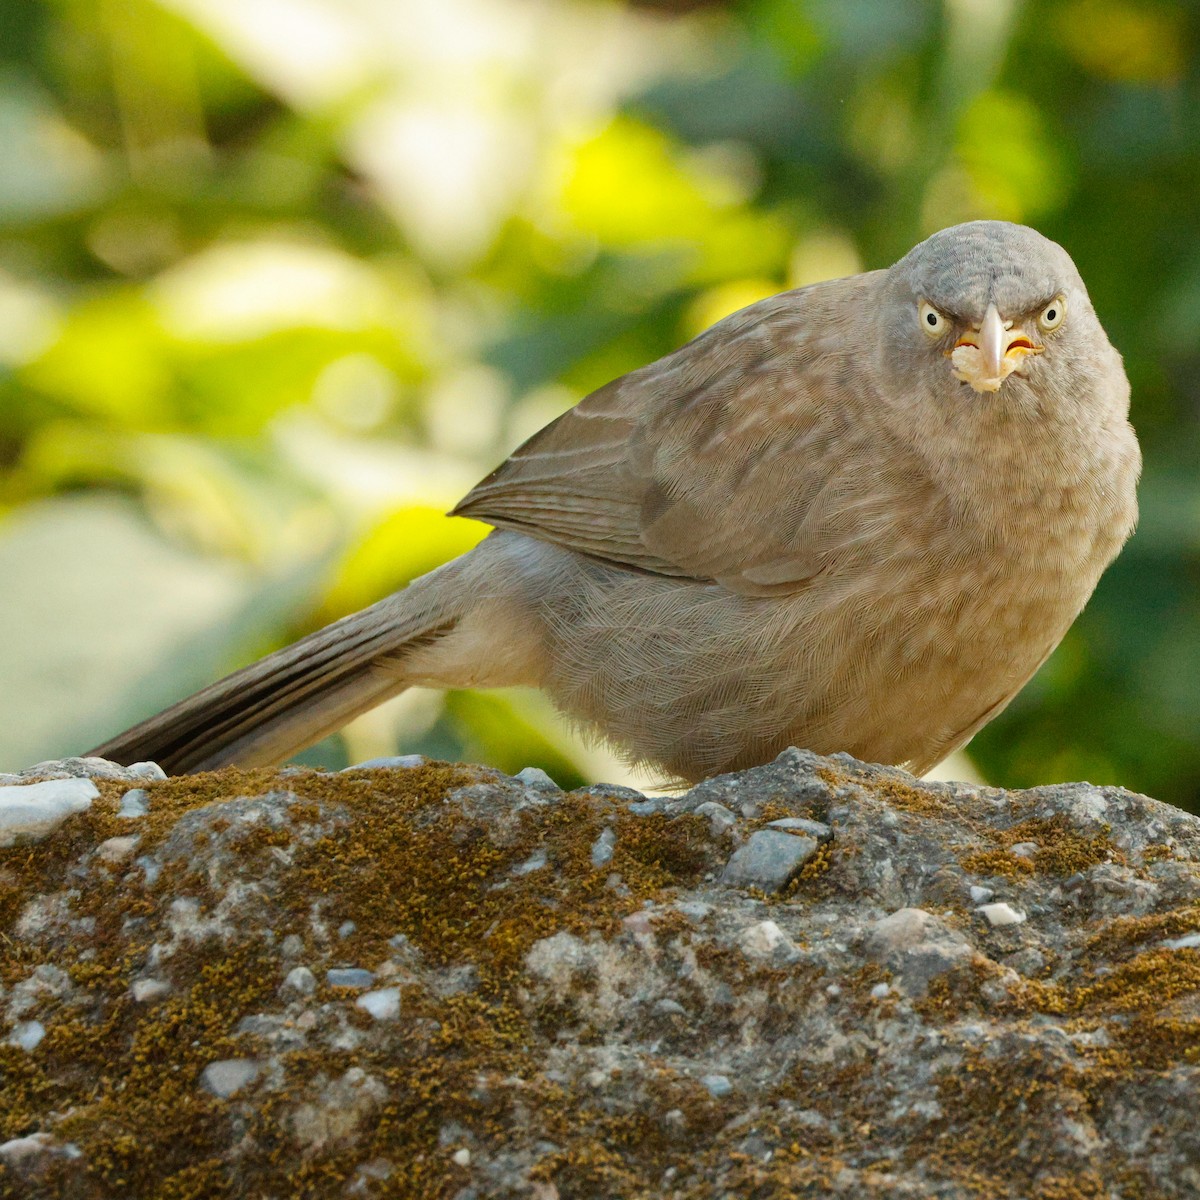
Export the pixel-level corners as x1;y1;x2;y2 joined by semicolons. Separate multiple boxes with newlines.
131;978;171;1003
201;1058;259;1098
9;1020;45;1052
344;755;426;771
591;827;617;867
281;966;317;996
737;919;791;959
0;778;98;847
1163;932;1200;950
977;902;1026;927
127;761;167;781
513;849;548;876
701;1073;733;1097
355;987;401;1021
452;1148;471;1166
870;982;892;999
969;885;995;904
116;788;150;818
515;767;557;789
97;835;140;865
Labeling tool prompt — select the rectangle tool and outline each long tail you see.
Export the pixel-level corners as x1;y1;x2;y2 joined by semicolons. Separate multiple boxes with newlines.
88;566;463;775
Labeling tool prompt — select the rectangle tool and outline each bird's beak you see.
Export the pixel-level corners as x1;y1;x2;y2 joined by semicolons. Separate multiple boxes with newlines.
948;303;1042;393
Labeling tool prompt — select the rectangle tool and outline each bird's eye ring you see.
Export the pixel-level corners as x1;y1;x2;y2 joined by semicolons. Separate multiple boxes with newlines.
1038;295;1067;332
918;301;947;337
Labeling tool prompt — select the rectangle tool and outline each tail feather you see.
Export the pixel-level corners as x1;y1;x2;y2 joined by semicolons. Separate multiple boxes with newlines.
88;584;457;775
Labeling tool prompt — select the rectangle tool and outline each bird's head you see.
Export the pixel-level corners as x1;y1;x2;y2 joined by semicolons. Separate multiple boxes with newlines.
885;220;1098;397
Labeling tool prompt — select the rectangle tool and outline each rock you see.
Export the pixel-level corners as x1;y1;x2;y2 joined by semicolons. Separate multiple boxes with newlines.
343;755;426;771
0;1132;82;1175
96;834;140;864
127;761;168;782
736;919;794;960
765;816;832;838
0;777;98;846
116;787;150;818
130;977;171;1003
864;907;973;994
281;966;317;997
356;987;401;1021
3;748;1200;1198
327;968;375;990
15;757;158;782
977;902;1027;927
1163;932;1200;950
720;828;819;891
514;767;558;790
8;1019;45;1051
694;801;737;832
590;827;616;867
201;1058;259;1098
513;848;548;875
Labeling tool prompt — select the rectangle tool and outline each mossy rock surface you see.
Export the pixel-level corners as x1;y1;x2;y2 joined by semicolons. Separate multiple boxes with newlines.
1;750;1199;1198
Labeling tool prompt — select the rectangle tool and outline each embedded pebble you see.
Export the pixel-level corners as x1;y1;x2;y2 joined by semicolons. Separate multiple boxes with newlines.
356;987;401;1021
135;856;161;886
97;835;140;865
1162;932;1200;950
201;1058;259;1098
870;982;892;999
867;907;941;954
969;885;995;904
0;778;99;847
737;919;792;959
344;755;426;771
131;978;171;1003
127;761;168;781
338;921;357;938
116;788;150;818
0;1132;82;1168
1010;842;1039;859
9;1020;45;1052
701;1074;733;1098
720;829;819;891
765;816;832;839
515;767;558;790
694;801;737;833
513;849;548;875
452;1147;471;1167
628;798;664;815
328;968;375;989
977;902;1027;927
591;827;617;868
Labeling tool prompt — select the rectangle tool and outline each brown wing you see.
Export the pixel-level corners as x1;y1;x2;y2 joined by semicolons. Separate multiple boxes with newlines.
453;271;913;596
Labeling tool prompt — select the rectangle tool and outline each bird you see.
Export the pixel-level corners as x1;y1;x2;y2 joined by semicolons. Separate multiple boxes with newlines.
89;220;1141;783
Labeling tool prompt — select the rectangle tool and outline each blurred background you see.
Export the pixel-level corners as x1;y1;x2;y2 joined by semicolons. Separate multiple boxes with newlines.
0;0;1196;806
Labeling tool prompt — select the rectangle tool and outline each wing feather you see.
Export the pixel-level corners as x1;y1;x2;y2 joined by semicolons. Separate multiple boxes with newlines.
453;272;922;595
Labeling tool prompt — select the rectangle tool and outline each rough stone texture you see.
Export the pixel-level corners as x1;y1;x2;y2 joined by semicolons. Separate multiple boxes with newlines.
0;778;99;847
1;748;1199;1198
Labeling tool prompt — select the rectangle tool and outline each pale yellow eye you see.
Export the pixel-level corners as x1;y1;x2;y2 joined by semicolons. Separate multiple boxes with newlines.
1038;295;1067;332
919;301;947;337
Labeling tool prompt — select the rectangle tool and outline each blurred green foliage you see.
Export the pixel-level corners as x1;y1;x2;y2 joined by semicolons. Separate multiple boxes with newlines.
0;0;1197;806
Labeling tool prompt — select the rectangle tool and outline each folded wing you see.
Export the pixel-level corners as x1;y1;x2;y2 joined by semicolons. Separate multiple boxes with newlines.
454;272;919;596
